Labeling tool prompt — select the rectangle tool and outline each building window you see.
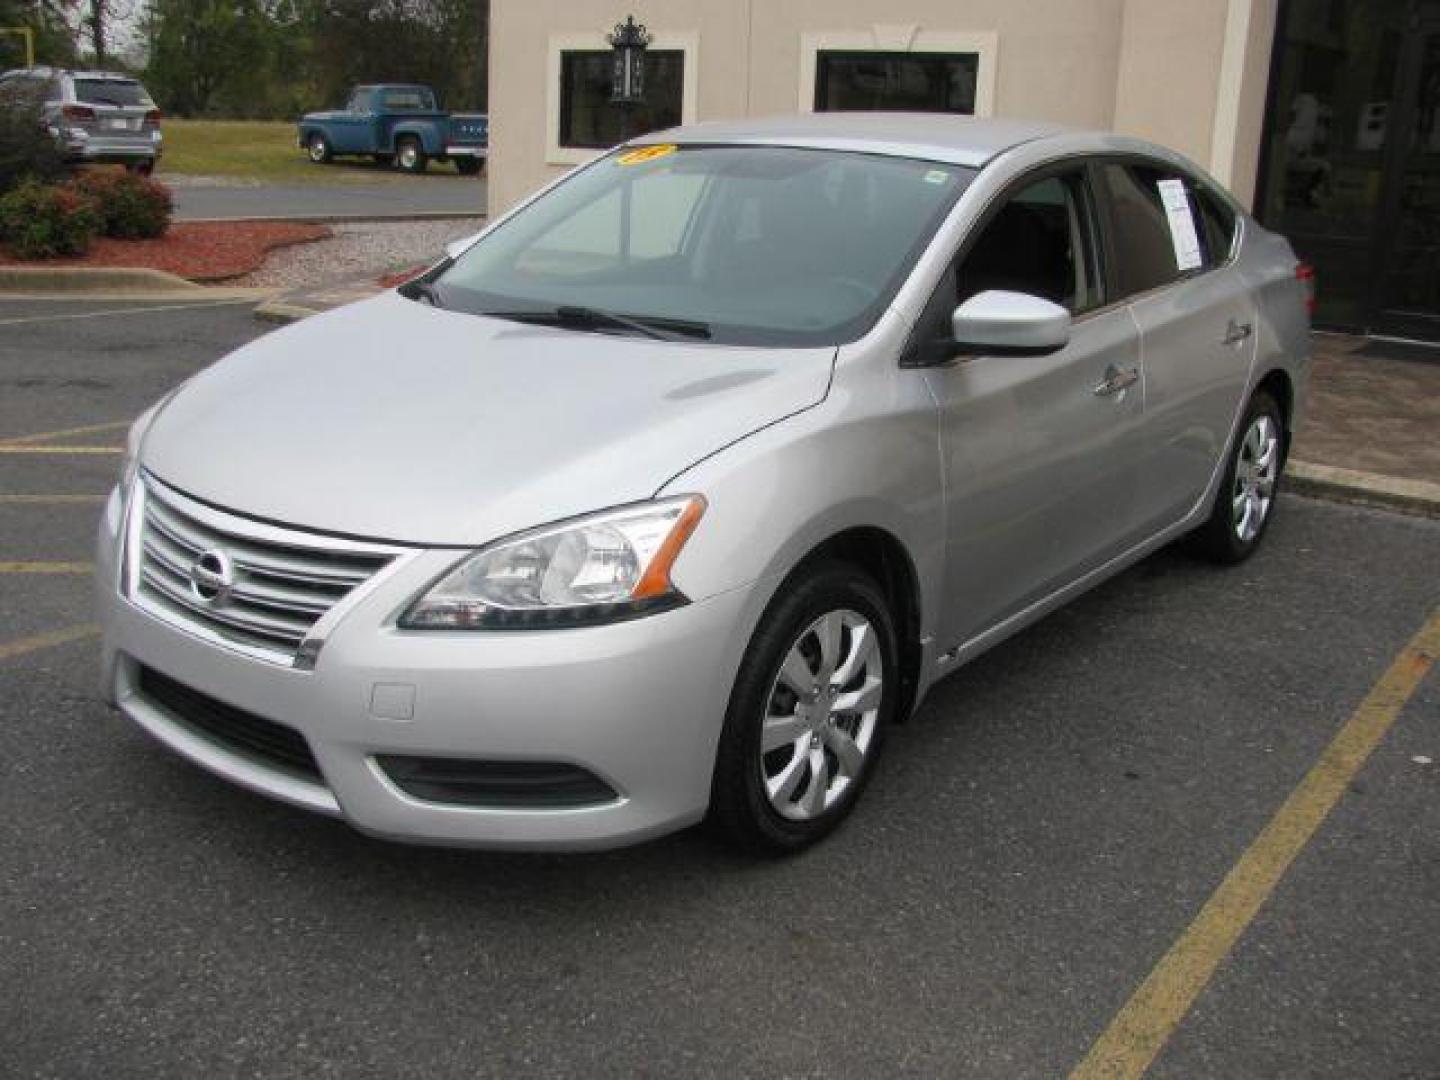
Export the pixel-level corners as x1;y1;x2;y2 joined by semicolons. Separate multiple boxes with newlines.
815;51;978;113
559;50;684;149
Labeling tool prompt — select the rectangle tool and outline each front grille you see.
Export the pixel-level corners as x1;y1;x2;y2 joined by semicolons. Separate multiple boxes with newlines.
133;477;396;665
138;665;322;781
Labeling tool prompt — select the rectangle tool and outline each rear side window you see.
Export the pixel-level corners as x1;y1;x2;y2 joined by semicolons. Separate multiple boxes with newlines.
1100;163;1207;298
73;79;152;107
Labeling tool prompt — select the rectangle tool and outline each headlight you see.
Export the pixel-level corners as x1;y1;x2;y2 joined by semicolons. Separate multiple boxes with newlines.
399;495;706;630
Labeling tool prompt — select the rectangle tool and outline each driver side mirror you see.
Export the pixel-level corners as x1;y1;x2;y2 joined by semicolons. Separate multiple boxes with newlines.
951;290;1071;358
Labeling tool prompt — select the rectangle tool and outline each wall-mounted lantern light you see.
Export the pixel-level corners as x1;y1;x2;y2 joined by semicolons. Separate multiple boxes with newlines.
608;15;652;105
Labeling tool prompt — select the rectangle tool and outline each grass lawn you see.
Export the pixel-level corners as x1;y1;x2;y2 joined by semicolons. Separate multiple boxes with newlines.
159;119;440;185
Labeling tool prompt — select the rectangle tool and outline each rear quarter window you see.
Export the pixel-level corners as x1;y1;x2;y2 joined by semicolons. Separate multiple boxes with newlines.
1192;184;1238;266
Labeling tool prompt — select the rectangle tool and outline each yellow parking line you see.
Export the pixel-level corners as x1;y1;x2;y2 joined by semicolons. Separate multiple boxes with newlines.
0;623;100;662
0;446;123;455
0;419;129;446
1071;606;1440;1080
0;494;105;504
0;561;94;574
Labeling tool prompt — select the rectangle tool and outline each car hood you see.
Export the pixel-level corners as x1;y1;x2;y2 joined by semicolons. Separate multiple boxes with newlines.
141;293;835;546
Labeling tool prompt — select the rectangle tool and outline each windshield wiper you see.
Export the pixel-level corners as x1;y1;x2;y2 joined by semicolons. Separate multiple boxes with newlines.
488;305;710;342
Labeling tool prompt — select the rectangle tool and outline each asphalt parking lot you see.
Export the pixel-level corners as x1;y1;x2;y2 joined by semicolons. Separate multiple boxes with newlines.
2;296;1437;1079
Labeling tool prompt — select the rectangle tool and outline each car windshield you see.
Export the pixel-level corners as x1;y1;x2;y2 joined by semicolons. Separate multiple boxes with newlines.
74;78;152;107
435;145;976;346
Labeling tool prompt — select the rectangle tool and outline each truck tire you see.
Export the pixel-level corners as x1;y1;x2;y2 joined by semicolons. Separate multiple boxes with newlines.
395;136;428;174
306;133;333;164
455;157;483;176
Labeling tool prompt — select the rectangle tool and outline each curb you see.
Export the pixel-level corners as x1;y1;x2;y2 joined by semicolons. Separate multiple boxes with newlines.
178;212;485;225
1287;461;1440;519
0;266;202;293
253;299;330;324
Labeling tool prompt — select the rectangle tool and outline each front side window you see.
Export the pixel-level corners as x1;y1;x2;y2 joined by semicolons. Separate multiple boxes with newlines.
955;171;1104;314
816;52;978;113
1101;163;1207;297
559;50;683;149
434;146;975;346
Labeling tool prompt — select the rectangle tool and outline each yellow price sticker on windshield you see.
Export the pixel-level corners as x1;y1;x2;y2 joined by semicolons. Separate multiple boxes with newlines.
617;144;677;166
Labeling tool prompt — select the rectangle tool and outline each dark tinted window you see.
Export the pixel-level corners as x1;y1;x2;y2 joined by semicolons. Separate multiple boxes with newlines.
816;52;978;113
380;88;435;111
1101;163;1206;297
73;78;151;107
1192;184;1238;265
559;50;683;149
956;171;1104;314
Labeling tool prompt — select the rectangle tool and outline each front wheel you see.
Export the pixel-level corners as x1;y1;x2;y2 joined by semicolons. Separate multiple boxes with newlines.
708;563;897;854
1189;390;1285;564
395;137;427;174
306;133;332;164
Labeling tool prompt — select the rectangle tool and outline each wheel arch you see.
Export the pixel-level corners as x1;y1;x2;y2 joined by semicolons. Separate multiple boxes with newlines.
1254;367;1295;463
784;526;925;725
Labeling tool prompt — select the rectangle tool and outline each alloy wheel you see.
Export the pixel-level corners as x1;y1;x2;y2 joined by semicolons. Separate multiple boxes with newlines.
1232;414;1279;543
760;609;883;821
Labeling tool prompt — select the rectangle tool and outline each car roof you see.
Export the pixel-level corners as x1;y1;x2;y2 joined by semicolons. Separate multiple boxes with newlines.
644;112;1079;168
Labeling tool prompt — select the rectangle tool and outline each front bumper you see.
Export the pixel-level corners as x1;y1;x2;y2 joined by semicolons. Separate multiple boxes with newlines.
96;485;757;850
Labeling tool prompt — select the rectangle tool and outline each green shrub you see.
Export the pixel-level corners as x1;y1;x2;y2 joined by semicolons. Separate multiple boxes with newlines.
0;181;102;259
70;171;174;239
0;83;67;196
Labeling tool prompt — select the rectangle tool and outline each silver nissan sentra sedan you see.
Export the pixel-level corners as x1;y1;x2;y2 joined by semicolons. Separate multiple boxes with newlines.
97;114;1311;853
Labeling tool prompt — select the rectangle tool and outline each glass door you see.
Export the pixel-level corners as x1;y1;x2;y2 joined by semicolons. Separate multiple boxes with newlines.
1372;12;1440;337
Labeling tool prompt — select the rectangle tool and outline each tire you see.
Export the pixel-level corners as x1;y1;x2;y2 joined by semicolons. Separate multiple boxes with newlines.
708;562;898;855
306;133;332;164
455;157;482;176
1189;390;1285;564
371;153;394;166
126;160;155;177
395;136;427;174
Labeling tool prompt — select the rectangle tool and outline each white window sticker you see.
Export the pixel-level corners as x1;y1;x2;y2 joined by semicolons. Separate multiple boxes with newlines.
1156;178;1203;272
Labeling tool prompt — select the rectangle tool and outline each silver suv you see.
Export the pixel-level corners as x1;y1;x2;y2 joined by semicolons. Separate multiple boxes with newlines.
0;66;162;173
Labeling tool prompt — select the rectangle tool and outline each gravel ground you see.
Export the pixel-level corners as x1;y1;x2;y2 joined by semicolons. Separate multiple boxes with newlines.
233;217;485;288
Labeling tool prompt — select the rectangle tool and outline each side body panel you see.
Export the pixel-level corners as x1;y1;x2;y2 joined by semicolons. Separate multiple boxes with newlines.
923;308;1145;650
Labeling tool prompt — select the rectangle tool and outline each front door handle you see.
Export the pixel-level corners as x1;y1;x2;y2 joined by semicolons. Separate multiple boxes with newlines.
1093;364;1139;397
1222;319;1254;347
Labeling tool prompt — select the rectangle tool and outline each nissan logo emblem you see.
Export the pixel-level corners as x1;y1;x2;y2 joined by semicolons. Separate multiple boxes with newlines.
189;549;234;604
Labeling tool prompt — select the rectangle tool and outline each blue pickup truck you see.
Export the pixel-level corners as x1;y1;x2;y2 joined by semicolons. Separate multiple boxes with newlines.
297;84;487;175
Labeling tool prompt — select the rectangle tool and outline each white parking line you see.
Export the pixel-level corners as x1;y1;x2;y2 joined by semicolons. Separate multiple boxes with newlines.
0;298;258;327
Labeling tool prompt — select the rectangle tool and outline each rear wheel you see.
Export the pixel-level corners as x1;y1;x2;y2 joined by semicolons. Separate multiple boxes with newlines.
395;137;427;174
126;160;155;177
306;133;332;164
455;157;483;176
708;562;896;854
1189;390;1284;564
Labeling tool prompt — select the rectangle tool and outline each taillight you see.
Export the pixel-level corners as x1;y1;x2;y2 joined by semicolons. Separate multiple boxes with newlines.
61;104;96;122
143;109;162;129
1295;262;1316;317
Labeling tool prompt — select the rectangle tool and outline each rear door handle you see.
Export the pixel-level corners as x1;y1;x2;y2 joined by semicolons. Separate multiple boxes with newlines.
1093;365;1139;397
1222;320;1253;346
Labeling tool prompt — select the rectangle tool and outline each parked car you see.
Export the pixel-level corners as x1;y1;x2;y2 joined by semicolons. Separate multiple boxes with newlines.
0;66;162;174
297;84;487;174
98;114;1311;854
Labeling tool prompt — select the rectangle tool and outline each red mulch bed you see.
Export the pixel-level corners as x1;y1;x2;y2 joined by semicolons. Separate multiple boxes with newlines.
0;221;332;282
376;265;425;288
